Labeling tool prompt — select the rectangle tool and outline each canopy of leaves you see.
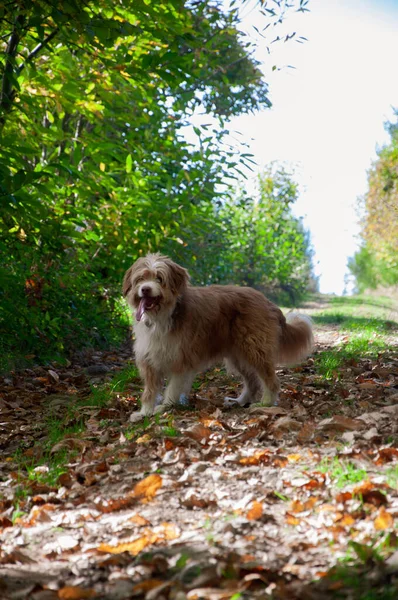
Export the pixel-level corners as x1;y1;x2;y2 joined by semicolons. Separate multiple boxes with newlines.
349;111;398;292
215;165;314;302
0;0;311;370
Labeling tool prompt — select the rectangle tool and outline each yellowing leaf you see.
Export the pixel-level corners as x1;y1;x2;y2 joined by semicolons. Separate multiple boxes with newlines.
374;506;394;530
99;162;106;172
287;453;302;463
97;523;179;556
98;534;153;556
133;474;162;502
286;513;300;526
129;514;151;526
239;449;269;465
58;586;96;599
247;500;263;521
136;433;152;444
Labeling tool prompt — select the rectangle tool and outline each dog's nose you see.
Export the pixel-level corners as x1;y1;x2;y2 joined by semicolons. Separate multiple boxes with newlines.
141;285;152;295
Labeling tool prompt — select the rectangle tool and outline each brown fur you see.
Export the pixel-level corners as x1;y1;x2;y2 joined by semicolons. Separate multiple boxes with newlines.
123;254;313;420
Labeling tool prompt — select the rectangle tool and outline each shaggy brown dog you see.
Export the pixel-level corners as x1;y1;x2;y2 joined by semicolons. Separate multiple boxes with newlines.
123;254;313;422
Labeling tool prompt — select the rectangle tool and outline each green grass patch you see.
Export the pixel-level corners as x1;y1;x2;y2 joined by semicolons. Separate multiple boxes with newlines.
314;535;398;599
314;302;395;380
10;364;141;494
318;457;368;488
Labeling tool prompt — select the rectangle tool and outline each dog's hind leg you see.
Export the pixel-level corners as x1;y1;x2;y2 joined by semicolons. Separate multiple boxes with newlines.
224;359;263;408
254;363;280;406
155;371;196;413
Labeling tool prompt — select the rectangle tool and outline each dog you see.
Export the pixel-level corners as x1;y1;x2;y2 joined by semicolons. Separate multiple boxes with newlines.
123;253;313;422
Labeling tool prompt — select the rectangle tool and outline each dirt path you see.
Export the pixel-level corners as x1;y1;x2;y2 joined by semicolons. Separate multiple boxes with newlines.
1;301;398;600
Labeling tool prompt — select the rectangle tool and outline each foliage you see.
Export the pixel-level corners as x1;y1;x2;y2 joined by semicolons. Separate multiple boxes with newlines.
0;0;310;369
214;165;314;302
350;111;398;291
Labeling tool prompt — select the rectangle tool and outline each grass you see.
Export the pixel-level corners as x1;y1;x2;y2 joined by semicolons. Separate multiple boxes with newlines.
312;296;397;380
314;534;398;600
386;465;398;491
318;457;368;488
10;364;142;493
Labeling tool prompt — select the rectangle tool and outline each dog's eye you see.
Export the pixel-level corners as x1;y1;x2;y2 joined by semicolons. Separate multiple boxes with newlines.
136;276;144;283
155;276;163;285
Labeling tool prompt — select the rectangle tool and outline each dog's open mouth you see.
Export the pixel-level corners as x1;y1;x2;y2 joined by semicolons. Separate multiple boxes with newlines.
136;296;161;322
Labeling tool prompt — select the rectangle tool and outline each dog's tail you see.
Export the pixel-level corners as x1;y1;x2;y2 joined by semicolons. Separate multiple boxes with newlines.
278;312;314;365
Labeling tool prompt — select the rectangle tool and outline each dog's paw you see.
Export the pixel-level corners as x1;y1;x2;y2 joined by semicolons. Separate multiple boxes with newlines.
154;403;170;415
129;411;152;423
223;396;251;409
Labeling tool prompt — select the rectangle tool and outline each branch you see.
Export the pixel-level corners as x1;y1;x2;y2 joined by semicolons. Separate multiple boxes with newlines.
0;13;25;128
17;26;60;76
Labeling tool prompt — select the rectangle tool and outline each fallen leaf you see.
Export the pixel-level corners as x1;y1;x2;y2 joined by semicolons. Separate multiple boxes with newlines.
286;513;300;526
353;482;388;507
182;494;217;509
98;523;179;555
374;506;394;530
272;416;302;432
297;421;315;443
58;586;96;599
133;474;162;502
247;500;263;520
98;534;154;556
131;580;164;595
375;447;398;464
239;449;269;465
129;514;151;526
186;424;212;443
50;437;90;455
317;416;366;433
136;433;152;444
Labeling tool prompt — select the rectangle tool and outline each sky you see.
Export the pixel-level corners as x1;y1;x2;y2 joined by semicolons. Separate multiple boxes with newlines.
227;0;398;294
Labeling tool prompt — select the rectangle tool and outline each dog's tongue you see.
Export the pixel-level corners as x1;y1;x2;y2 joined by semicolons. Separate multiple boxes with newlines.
136;298;148;322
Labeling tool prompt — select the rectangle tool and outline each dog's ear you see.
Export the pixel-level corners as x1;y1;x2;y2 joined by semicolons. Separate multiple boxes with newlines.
166;259;190;295
122;266;133;297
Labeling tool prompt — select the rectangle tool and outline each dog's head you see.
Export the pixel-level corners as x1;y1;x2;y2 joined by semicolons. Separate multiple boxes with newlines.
123;253;190;322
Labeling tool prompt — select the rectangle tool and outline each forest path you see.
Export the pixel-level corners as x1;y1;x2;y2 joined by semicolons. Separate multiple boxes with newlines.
0;295;398;600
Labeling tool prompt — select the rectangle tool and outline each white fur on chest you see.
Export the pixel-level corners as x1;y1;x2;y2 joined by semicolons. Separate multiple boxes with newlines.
133;318;179;370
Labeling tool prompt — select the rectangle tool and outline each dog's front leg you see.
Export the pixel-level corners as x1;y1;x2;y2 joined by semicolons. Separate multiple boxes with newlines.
155;372;195;414
129;362;163;422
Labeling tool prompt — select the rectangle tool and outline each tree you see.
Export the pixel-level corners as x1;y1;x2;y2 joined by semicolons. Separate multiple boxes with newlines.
349;111;398;291
213;165;314;302
0;0;310;368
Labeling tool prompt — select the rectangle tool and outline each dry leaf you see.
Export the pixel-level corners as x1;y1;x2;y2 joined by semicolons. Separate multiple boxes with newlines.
133;474;162;502
247;500;263;520
131;580;164;595
297;421;315;443
287;454;302;463
353;482;388;506
374;506;394;530
98;534;153;556
186;424;212;443
136;433;152;444
286;513;300;526
317;416;366;433
129;514;151;526
58;586;96;599
272;416;302;432
239;449;269;465
98;523;179;556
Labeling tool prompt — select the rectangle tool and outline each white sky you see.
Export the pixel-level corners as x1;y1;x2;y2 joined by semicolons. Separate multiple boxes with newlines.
227;0;398;294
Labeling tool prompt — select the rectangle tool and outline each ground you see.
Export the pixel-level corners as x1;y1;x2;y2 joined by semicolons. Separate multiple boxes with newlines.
0;295;398;600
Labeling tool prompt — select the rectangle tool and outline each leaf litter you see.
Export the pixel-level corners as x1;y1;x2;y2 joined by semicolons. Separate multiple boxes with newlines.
0;302;397;599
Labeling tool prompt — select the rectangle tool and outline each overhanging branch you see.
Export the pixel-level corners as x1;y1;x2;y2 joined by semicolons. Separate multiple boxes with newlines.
0;13;25;127
17;26;60;76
